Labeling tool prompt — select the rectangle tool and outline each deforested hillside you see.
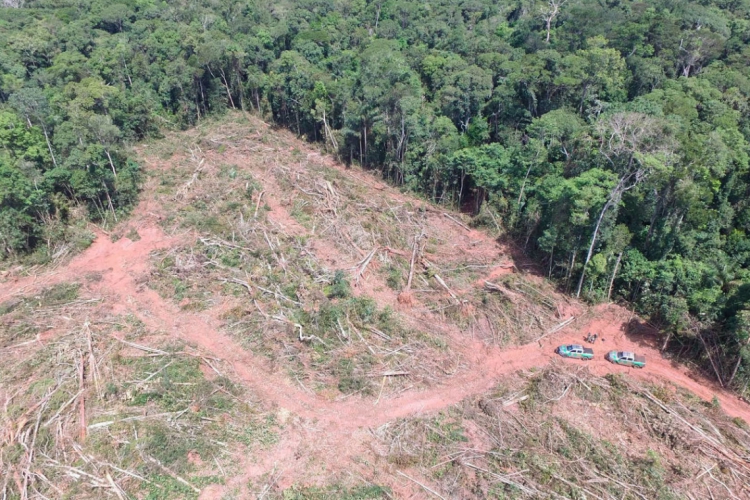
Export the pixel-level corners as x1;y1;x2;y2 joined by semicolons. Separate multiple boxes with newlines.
1;115;749;499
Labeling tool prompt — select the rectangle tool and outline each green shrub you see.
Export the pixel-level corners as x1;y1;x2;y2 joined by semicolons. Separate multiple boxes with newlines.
326;270;351;299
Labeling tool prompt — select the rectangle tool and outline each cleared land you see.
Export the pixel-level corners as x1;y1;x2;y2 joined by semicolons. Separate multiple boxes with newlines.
1;114;749;499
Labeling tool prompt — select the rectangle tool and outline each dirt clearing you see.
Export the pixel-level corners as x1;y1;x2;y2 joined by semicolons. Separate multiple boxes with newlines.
1;113;748;499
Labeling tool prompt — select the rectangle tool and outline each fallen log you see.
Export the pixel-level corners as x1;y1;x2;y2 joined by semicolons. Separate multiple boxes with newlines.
443;213;471;232
536;316;576;342
367;371;410;377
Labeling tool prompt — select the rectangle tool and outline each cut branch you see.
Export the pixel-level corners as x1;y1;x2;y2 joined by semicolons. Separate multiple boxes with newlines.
354;246;379;285
443;213;471;232
254;190;265;218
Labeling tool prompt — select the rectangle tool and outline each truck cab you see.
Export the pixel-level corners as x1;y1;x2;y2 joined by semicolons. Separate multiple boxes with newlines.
556;344;594;360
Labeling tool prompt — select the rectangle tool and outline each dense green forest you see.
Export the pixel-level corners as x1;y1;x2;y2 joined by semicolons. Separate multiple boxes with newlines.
2;0;750;391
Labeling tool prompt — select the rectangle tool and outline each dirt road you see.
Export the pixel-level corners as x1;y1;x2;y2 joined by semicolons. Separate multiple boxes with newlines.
3;217;750;498
3;218;746;426
3;129;749;496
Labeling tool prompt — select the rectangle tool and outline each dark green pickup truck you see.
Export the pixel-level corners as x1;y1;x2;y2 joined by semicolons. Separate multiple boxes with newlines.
607;351;645;368
556;344;594;360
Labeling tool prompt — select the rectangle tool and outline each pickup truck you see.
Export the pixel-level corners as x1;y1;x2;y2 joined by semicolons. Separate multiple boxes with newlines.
556;344;594;360
607;351;645;368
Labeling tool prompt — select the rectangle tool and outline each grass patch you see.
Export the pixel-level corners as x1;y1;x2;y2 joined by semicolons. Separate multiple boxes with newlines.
0;282;83;348
38;282;80;306
278;484;391;500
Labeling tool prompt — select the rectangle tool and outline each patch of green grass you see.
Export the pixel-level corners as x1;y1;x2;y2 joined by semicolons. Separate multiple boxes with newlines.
324;270;351;299
279;484;391;500
0;297;22;315
650;385;674;404
142;474;201;499
38;282;80;306
142;421;201;472
289;199;314;228
0;282;83;347
126;228;141;241
427;412;468;445
180;200;232;236
148;252;213;309
385;265;403;290
125;355;232;413
71;227;96;251
239;414;280;447
82;339;275;498
336;355;374;394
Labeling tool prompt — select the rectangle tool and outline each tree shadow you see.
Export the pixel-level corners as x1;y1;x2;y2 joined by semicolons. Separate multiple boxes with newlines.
622;317;720;382
621;317;662;351
494;233;547;277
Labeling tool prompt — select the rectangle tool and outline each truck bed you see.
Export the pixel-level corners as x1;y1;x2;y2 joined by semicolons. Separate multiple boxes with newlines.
634;355;646;363
583;348;594;355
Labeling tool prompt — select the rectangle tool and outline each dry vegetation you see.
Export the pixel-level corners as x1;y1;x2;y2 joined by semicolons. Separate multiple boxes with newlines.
372;363;750;499
139;114;570;398
3;114;750;499
0;283;277;499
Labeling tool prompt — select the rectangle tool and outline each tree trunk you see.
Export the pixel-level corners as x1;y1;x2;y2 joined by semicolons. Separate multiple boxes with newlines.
218;68;236;109
661;330;672;351
41;124;58;168
199;79;206;112
321;109;338;152
105;149;117;178
699;331;725;387
458;169;466;207
122;58;133;86
575;176;631;298
358;131;365;167
235;66;245;112
575;197;614;297
566;249;577;286
607;251;623;301
517;162;534;206
548;245;554;278
102;181;117;223
727;339;749;386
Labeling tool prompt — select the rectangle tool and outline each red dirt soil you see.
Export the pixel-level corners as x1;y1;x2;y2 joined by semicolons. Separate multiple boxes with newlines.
3;129;750;497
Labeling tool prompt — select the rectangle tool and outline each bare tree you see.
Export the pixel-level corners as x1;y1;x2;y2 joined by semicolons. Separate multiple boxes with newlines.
541;0;567;43
727;310;750;387
575;112;676;298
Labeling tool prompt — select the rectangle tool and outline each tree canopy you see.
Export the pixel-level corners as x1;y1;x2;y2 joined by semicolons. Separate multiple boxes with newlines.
3;0;750;390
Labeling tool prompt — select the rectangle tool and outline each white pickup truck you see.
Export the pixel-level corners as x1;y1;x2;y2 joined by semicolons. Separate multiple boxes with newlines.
607;351;645;368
